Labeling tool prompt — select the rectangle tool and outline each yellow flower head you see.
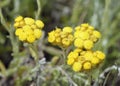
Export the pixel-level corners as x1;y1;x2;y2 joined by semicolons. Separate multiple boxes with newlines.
74;31;81;38
18;32;27;41
24;17;35;25
14;22;20;28
79;32;89;40
15;16;23;22
14;16;44;43
93;30;101;39
72;62;82;72
35;20;44;29
83;61;91;70
74;38;83;48
48;26;73;48
27;35;36;43
83;40;93;50
62;38;70;47
67;51;79;59
84;51;93;61
81;23;89;28
75;26;81;31
63;27;73;33
74;48;82;53
95;51;105;60
91;57;100;65
67;58;75;65
34;29;42;39
15;28;23;36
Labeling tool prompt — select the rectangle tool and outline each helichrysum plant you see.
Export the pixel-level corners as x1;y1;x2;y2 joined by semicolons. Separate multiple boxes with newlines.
67;23;105;72
48;23;105;72
48;27;74;48
14;16;44;43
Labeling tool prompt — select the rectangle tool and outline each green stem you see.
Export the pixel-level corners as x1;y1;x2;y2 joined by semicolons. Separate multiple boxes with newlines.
103;71;111;86
0;8;19;57
29;43;39;62
35;0;41;19
62;48;67;64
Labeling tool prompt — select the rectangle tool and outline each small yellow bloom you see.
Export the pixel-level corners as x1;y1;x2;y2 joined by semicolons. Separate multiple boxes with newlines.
88;26;94;30
23;25;31;30
72;62;82;72
24;28;33;35
81;23;89;28
14;22;20;28
80;27;86;31
67;58;75;65
79;32;89;40
19;21;25;26
84;51;93;61
90;35;97;42
74;31;81;38
91;57;100;65
67;51;78;59
63;27;73;33
56;37;61;43
93;31;101;38
60;31;68;38
34;29;42;39
54;33;60;37
80;51;86;55
48;36;55;43
55;28;61;33
74;48;82;53
68;34;74;41
83;62;91;70
15;28;23;36
31;24;37;29
75;26;81;31
18;32;27;41
35;20;44;29
15;16;23;22
62;38;70;47
83;40;93;50
27;35;36;43
74;38;83;48
24;17;35;25
96;51;105;60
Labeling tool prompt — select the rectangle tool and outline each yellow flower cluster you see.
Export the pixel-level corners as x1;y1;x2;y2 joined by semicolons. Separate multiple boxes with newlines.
67;49;105;72
14;16;44;43
66;23;105;72
74;23;101;50
48;27;74;47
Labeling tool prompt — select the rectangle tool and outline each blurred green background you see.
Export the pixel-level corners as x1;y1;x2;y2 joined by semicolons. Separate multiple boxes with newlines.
0;0;120;86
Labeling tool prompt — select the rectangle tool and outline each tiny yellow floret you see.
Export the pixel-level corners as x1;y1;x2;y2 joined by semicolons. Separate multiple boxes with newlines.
93;31;101;38
91;57;99;65
79;32;89;40
67;58;75;65
84;40;93;50
72;62;82;72
15;16;23;22
63;27;73;33
96;51;105;60
74;38;83;48
27;35;36;43
35;20;44;29
34;29;42;39
18;32;27;41
24;17;35;25
83;62;91;70
15;29;23;36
